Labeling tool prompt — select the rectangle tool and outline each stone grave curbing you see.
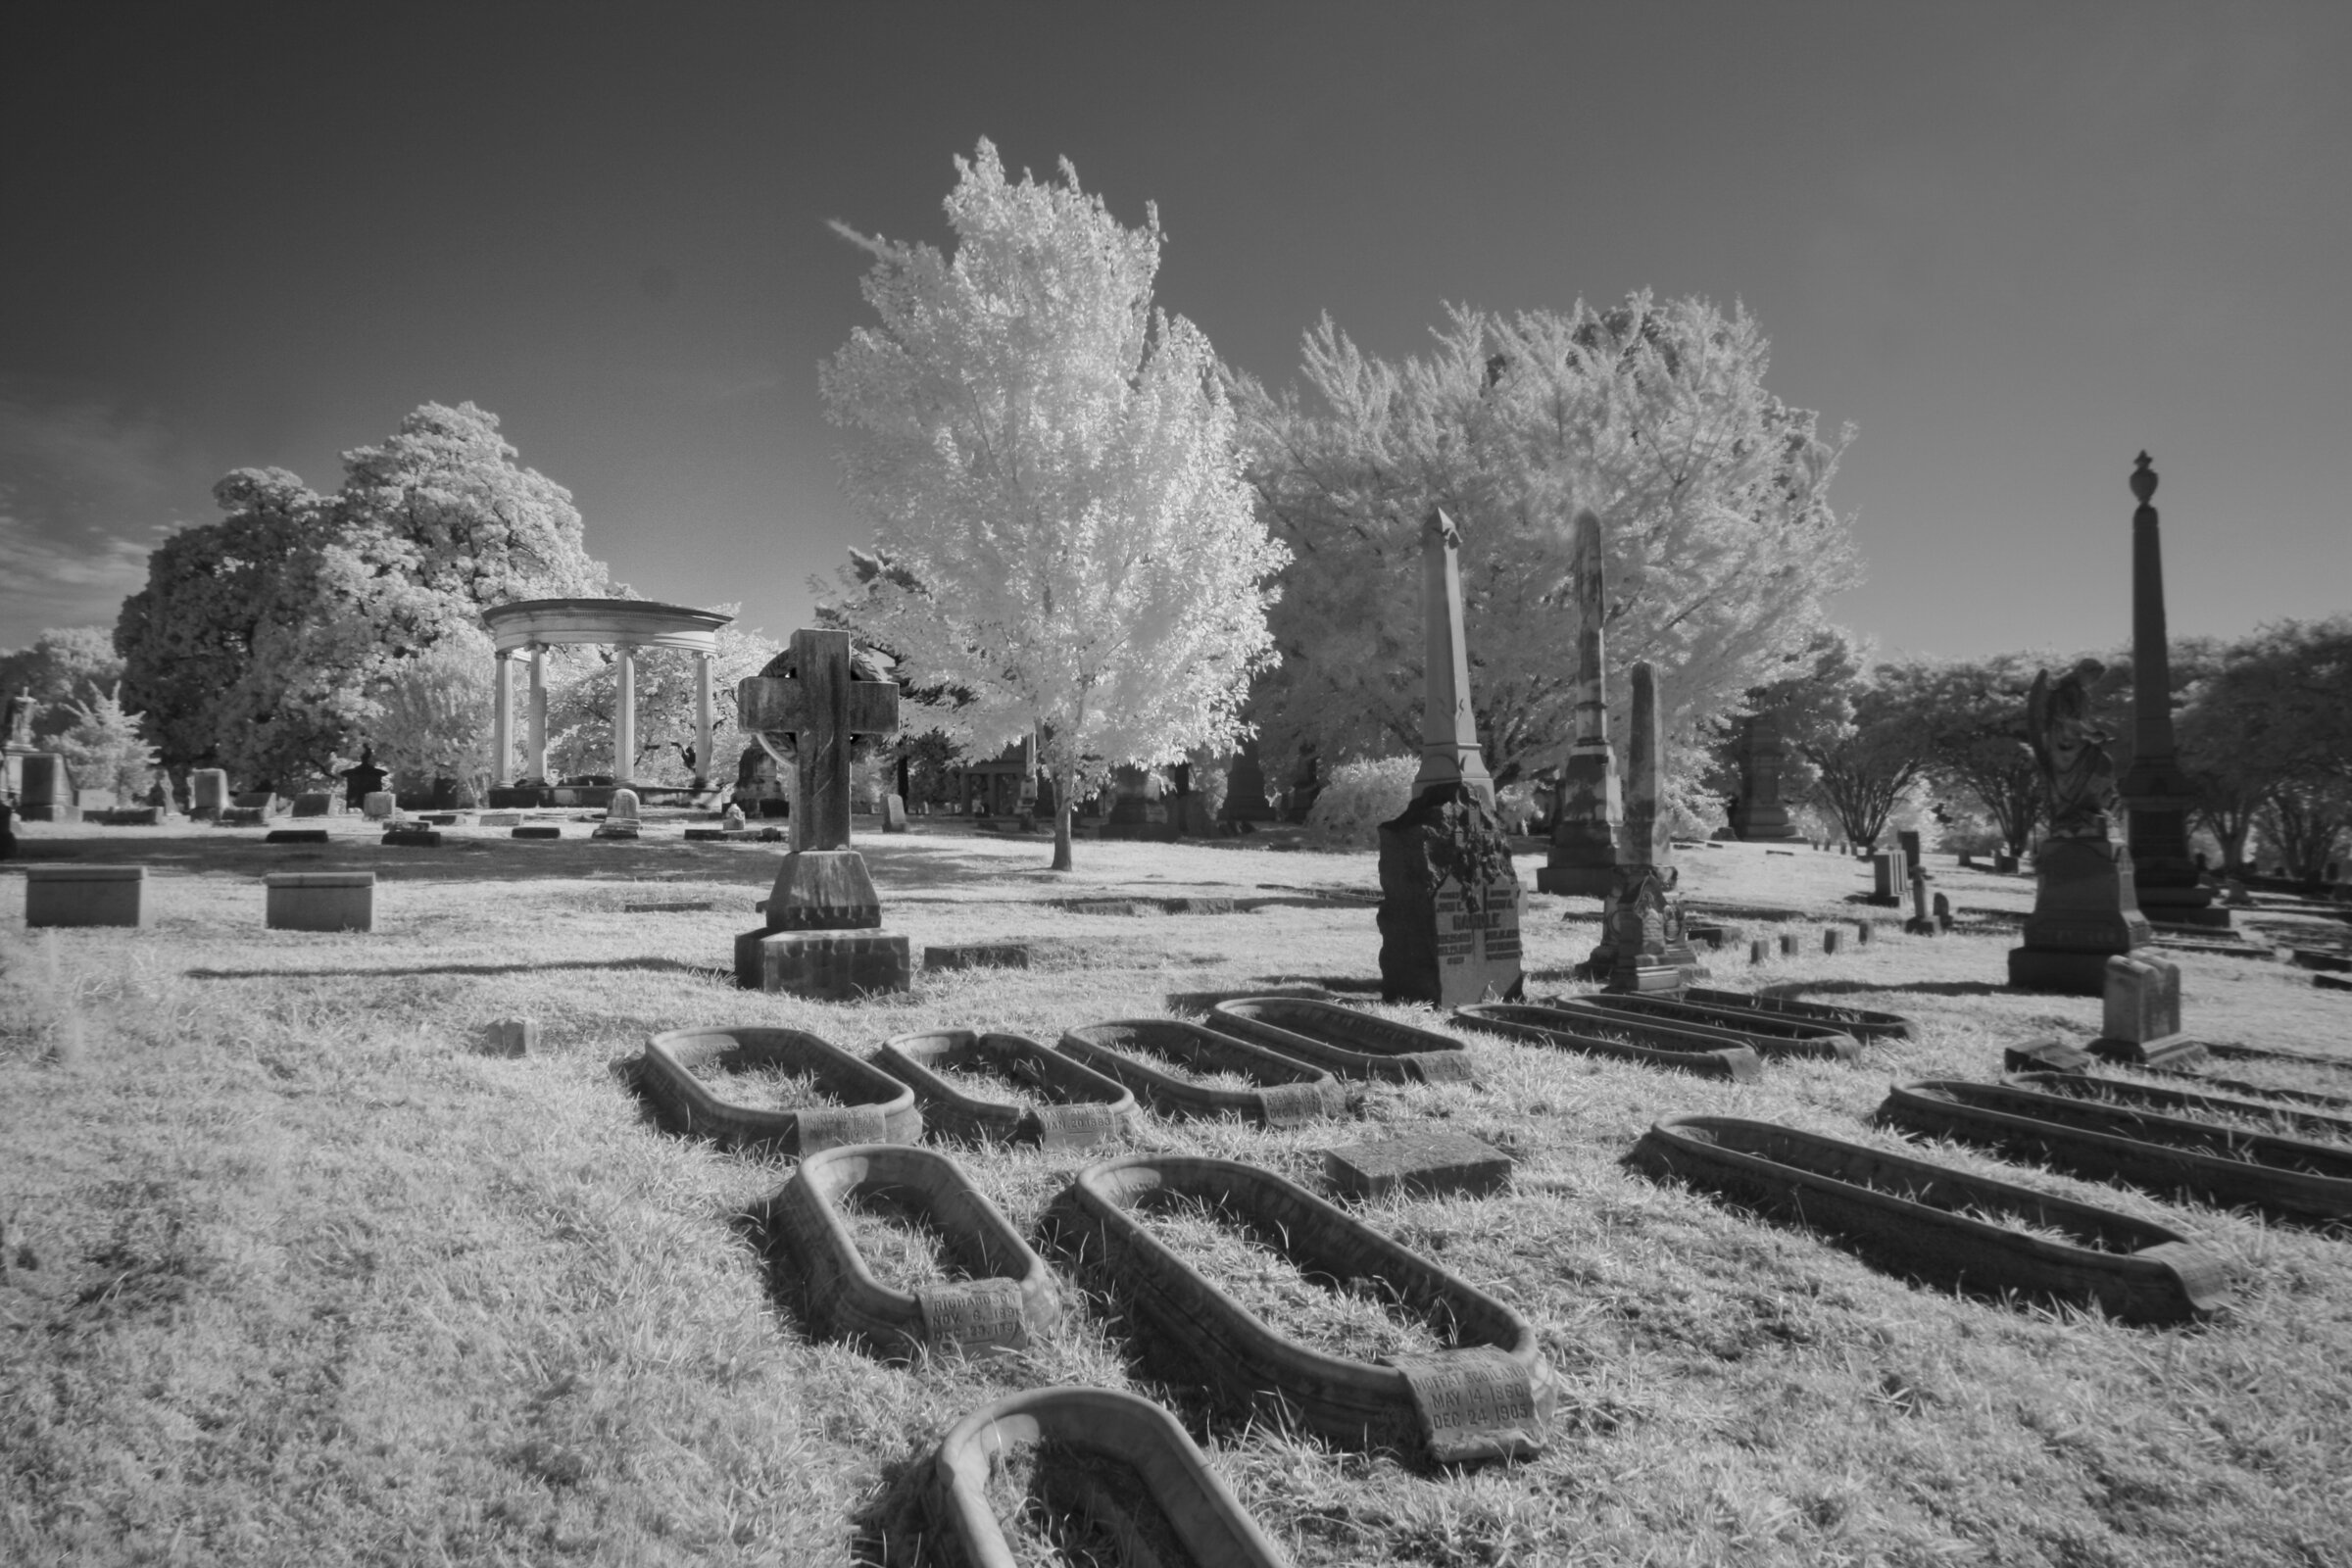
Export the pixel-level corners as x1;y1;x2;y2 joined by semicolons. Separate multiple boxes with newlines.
1059;1018;1346;1128
636;1026;921;1152
1324;1131;1513;1201
874;1029;1139;1151
1453;1002;1762;1081
25;864;147;928
265;871;374;932
1203;996;1472;1084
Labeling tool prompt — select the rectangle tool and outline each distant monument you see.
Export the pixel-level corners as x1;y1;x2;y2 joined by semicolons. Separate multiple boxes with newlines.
1377;510;1525;1006
2115;454;2229;930
2008;659;2152;994
1584;662;1705;992
1538;509;1623;895
1726;706;1799;841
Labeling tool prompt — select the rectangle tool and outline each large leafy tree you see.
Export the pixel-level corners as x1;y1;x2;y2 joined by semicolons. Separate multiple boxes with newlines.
1791;655;1937;851
115;404;607;788
1235;294;1860;822
0;625;122;747
2181;618;2352;879
820;140;1287;870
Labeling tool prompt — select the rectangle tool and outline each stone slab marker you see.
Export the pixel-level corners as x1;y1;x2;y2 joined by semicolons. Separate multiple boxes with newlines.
1324;1131;1513;1201
1584;662;1704;993
733;628;911;998
1539;509;1623;896
266;871;374;933
26;864;147;927
2116;454;2230;930
1378;510;1525;1007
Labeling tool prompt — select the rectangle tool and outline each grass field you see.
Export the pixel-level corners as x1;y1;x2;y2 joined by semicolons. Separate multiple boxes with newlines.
4;814;2350;1567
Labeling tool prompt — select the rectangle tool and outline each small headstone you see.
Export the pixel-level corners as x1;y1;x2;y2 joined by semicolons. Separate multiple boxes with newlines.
1958;851;1975;868
190;768;230;821
1777;932;1801;958
606;788;640;821
1993;853;2020;873
2091;954;2205;1067
1747;938;1771;965
925;943;1032;971
1933;892;1954;932
721;803;747;832
1822;927;1846;955
477;1018;539;1057
1869;852;1909;906
1896;829;1924;871
218;806;267;826
513;825;562;839
1855;920;1877;947
592;821;640;840
1904;870;1940;936
883;794;907;832
362;791;396;820
2222;878;2252;907
1323;1131;1511;1201
291;792;332;817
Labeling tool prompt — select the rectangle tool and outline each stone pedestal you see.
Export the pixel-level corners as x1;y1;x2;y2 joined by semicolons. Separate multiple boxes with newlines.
1726;710;1798;841
1324;1132;1511;1201
1586;864;1705;992
1377;783;1524;1006
2007;836;2153;995
1868;853;1909;907
26;864;146;927
1538;748;1620;897
267;871;375;932
19;754;80;822
737;848;910;998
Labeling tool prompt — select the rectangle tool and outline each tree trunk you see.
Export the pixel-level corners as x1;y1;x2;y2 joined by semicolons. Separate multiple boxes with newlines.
1052;764;1075;872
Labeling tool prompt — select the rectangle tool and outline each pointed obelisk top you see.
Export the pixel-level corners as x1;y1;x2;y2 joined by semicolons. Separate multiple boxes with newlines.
1414;508;1495;806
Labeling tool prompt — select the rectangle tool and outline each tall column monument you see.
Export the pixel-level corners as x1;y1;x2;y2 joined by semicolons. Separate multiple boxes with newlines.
1538;509;1623;895
1583;662;1705;992
2115;453;2228;929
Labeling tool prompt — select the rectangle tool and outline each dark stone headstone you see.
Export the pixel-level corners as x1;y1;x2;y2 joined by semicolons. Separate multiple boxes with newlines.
1377;783;1525;1006
1778;932;1801;958
513;826;562;839
1748;938;1771;965
291;792;332;817
1323;1132;1512;1201
266;829;329;845
1869;853;1908;906
1823;927;1846;955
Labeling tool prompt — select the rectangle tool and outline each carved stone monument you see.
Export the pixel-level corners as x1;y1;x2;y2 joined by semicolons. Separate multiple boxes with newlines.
1584;662;1705;992
2007;660;2152;994
1378;510;1525;1006
2115;454;2230;930
733;628;911;998
1538;509;1623;896
1726;706;1799;841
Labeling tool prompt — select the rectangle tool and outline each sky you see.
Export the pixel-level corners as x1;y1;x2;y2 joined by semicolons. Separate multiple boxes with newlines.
3;1;2346;662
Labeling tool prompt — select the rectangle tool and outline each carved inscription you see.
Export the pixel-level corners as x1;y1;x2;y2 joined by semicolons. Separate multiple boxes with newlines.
794;1102;890;1152
1030;1101;1122;1152
1256;1080;1339;1127
1386;1346;1544;1463
1404;1051;1476;1085
915;1277;1030;1355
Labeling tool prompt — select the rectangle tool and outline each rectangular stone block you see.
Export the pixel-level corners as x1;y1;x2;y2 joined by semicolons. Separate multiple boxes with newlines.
476;1018;538;1056
592;823;640;840
266;871;374;932
2005;1037;2096;1074
1748;938;1771;964
381;829;442;847
1777;932;1801;957
1855;920;1877;946
290;793;332;817
735;927;912;999
513;825;562;839
1822;927;1846;955
1324;1131;1512;1201
266;829;329;845
1868;853;1908;906
477;811;523;827
2102;955;2181;1045
925;943;1032;971
25;864;147;928
218;807;267;826
19;754;80;821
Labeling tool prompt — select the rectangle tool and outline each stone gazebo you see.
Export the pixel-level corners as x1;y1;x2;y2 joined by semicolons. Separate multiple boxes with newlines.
480;598;734;805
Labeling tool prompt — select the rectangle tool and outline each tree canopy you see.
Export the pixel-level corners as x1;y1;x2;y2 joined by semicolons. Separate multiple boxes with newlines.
819;140;1287;869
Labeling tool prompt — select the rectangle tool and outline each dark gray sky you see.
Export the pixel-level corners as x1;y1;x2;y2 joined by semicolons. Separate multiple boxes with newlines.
3;1;2345;659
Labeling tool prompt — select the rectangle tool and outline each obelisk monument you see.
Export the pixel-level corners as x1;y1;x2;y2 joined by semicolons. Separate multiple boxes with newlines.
2115;453;2228;930
1584;661;1704;992
1377;510;1524;1005
1538;509;1622;895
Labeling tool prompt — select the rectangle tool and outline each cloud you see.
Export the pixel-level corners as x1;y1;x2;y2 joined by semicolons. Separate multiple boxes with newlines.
0;380;209;647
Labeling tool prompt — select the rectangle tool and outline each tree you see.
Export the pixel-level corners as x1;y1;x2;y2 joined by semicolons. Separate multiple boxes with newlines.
1234;294;1861;824
819;140;1287;870
368;622;497;794
0;626;123;748
54;681;160;802
115;404;608;789
1795;658;1936;851
2182;619;2352;879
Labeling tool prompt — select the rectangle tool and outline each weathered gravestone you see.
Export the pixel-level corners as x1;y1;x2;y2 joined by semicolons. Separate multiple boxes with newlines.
733;629;911;998
362;791;396;820
266;871;374;932
1904;870;1941;936
1868;852;1909;906
883;793;907;832
594;787;641;839
26;864;146;927
2092;954;2206;1067
1584;662;1703;993
1726;706;1799;841
18;755;78;822
1934;891;1954;931
2008;661;2153;994
2115;456;2230;930
290;792;332;817
1323;1131;1512;1201
1378;511;1524;1006
1538;509;1622;896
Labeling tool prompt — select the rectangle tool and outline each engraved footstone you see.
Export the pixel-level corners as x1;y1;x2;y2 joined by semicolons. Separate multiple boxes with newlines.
1386;1346;1545;1465
1324;1132;1512;1200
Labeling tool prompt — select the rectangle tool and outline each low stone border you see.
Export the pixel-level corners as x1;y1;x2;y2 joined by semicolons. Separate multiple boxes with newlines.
1453;1003;1761;1081
925;1387;1289;1568
1059;1019;1346;1128
1568;994;1863;1061
2007;1069;2352;1142
1879;1077;2352;1225
761;1143;1058;1360
875;1029;1140;1151
1627;1114;2229;1325
1202;997;1472;1084
1690;986;1917;1042
1059;1153;1556;1464
637;1026;921;1152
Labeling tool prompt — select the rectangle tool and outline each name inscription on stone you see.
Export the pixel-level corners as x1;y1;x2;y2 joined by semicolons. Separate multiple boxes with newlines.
793;1102;890;1152
1256;1080;1338;1127
1386;1346;1544;1463
915;1277;1030;1353
1030;1101;1121;1152
1434;883;1525;970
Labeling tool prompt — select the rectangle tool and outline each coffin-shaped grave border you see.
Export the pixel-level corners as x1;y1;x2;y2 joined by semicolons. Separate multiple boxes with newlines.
639;1026;921;1152
1567;993;1863;1060
1683;986;1916;1042
1453;1002;1762;1082
2008;1069;2352;1142
1880;1077;2352;1226
1060;1153;1556;1464
875;1029;1142;1152
1628;1114;2228;1325
760;1143;1058;1360
1059;1019;1347;1128
926;1386;1289;1568
1202;997;1473;1084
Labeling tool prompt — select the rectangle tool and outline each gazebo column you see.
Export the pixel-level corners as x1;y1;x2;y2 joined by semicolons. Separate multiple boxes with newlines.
613;645;636;786
693;652;713;788
491;649;514;786
526;645;549;785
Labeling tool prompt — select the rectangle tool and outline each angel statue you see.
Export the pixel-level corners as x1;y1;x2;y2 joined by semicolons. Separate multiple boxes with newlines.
2025;660;2124;839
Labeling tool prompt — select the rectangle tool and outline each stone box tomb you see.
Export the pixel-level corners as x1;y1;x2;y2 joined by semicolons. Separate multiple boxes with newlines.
265;871;374;932
25;864;147;928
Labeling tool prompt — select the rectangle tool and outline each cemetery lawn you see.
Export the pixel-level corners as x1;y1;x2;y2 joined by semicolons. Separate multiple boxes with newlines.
5;820;2351;1567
